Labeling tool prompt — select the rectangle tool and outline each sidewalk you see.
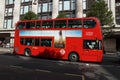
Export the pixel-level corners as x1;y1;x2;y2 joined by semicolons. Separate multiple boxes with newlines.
104;51;119;58
0;47;13;53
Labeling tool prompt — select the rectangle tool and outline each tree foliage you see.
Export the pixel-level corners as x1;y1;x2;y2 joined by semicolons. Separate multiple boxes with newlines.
86;0;114;27
57;12;68;18
86;0;114;38
20;11;38;20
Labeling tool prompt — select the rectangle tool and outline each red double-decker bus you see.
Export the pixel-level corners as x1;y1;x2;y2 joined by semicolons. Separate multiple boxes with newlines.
14;17;103;62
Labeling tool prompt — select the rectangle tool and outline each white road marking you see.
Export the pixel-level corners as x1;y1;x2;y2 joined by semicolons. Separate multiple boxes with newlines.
35;69;51;73
64;73;85;80
18;56;32;60
64;73;82;77
10;65;23;69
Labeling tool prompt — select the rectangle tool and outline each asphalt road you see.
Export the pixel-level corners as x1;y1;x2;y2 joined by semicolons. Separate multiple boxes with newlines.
0;51;120;80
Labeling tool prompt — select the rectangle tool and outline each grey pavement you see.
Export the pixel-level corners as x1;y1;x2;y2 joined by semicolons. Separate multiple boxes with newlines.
104;52;118;58
0;47;13;53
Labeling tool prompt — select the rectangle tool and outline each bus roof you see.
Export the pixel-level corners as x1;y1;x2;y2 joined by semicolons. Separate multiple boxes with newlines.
17;17;99;23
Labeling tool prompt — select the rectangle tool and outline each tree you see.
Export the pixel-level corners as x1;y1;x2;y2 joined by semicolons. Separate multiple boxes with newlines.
57;12;68;18
86;0;114;38
20;11;38;20
87;0;114;26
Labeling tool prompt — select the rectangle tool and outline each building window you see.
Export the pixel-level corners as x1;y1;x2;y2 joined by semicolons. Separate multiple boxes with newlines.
49;2;52;12
64;1;70;10
20;5;32;15
38;1;52;19
83;0;86;17
59;1;63;11
38;4;42;13
5;0;14;5
59;0;75;11
20;0;32;15
42;3;48;12
83;0;87;10
5;8;13;16
4;19;13;29
116;0;120;25
21;0;32;3
58;0;75;18
71;0;75;10
38;2;52;13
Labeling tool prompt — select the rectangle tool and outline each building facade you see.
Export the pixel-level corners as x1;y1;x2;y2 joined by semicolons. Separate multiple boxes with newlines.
0;0;119;51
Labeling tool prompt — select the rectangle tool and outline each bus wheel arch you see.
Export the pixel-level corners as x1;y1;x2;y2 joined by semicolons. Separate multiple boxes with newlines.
24;48;31;57
68;51;79;62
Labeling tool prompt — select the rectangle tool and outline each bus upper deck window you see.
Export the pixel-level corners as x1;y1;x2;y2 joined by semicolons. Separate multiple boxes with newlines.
36;22;41;28
68;20;82;28
83;20;96;28
17;22;25;29
55;20;66;28
42;21;53;28
26;22;35;29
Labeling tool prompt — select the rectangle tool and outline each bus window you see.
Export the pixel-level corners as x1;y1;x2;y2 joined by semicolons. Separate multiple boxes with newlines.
26;22;35;29
25;38;34;46
20;38;24;45
83;40;102;50
36;21;41;28
54;20;66;28
42;21;53;28
41;39;52;47
35;38;40;46
83;20;96;28
68;20;82;28
17;22;25;29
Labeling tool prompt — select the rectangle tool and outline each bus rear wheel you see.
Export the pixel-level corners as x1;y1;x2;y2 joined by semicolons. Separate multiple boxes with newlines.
69;52;79;62
24;49;31;57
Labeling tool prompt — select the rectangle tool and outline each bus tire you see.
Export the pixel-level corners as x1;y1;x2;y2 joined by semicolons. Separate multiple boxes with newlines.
69;52;79;62
24;48;31;57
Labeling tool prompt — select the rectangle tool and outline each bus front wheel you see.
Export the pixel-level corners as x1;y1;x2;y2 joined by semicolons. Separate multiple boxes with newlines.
69;52;79;62
24;49;31;57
